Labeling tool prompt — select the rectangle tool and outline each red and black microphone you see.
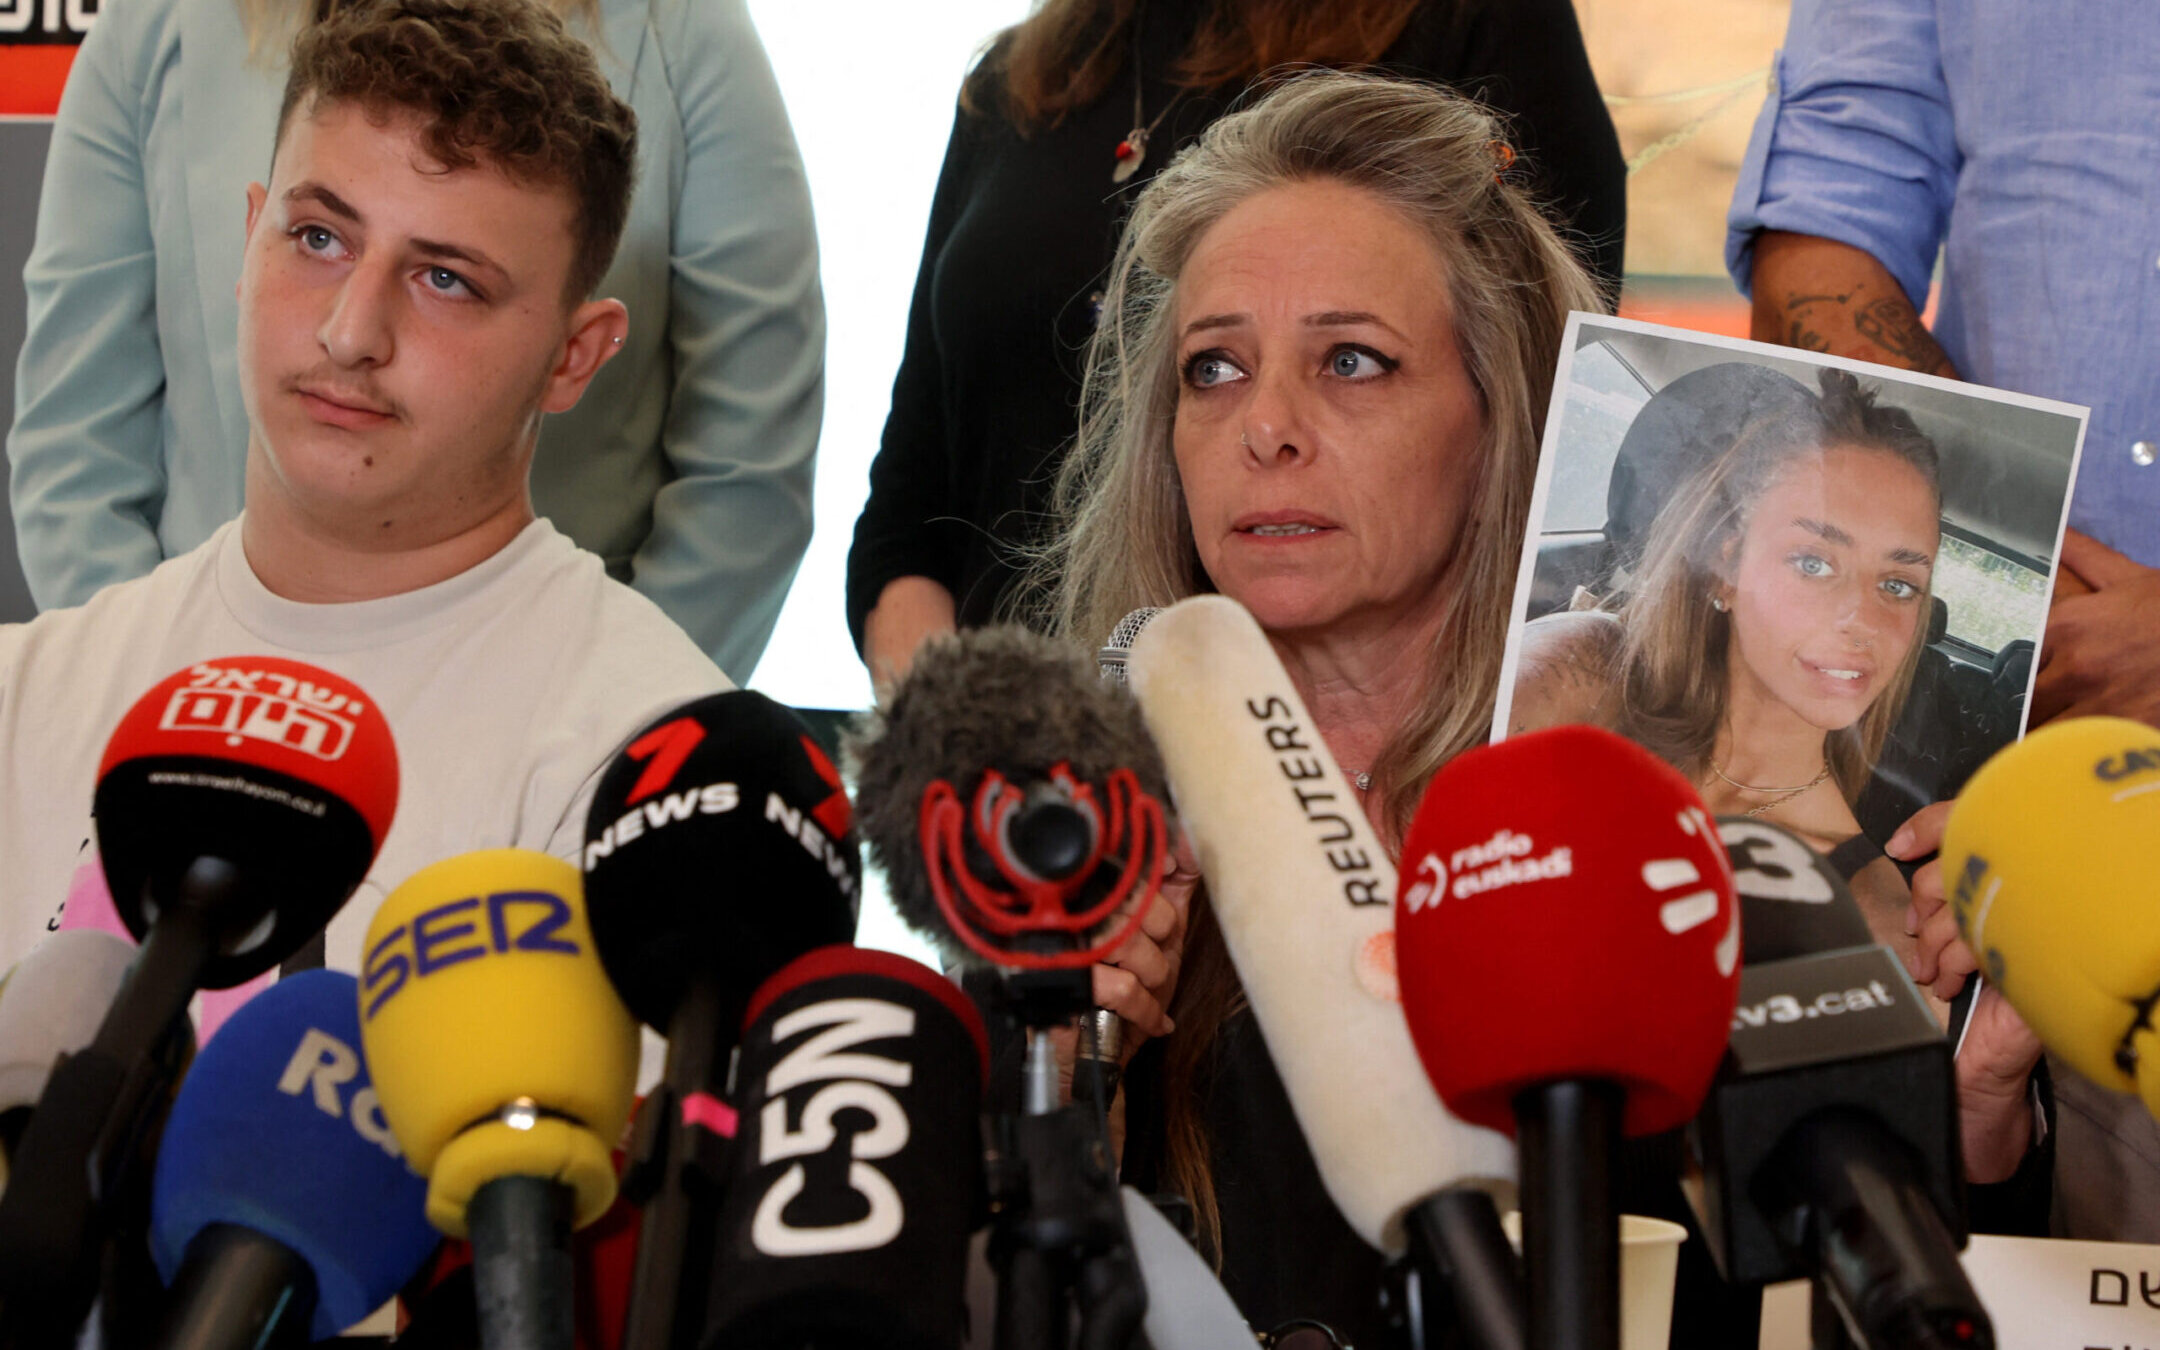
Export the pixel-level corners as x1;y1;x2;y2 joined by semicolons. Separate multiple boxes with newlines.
1396;725;1739;1350
0;656;396;1342
920;760;1163;975
580;691;860;1350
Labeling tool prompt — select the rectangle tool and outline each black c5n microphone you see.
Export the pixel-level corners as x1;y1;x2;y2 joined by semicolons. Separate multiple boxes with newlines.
703;945;990;1350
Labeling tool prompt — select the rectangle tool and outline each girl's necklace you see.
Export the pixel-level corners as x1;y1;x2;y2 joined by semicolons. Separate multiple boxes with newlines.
1710;757;1833;818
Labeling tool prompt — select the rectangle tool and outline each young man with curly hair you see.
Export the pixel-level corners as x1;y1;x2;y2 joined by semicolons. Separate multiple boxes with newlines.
0;0;726;978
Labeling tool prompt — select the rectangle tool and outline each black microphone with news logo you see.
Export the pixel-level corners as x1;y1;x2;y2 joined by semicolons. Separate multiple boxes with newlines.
581;691;861;1350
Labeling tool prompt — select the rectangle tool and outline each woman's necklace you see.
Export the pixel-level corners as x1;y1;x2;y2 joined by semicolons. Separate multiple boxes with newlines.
1112;16;1185;183
1709;757;1833;818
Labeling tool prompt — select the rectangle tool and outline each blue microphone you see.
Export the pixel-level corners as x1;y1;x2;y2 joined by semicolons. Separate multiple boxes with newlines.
148;970;438;1346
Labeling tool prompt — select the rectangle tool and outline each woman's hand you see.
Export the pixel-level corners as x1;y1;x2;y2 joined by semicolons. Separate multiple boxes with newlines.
1887;801;2046;1182
1090;828;1199;1046
1050;830;1199;1107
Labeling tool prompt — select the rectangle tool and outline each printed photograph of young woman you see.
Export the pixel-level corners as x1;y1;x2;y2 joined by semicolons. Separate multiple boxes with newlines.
1497;315;2084;960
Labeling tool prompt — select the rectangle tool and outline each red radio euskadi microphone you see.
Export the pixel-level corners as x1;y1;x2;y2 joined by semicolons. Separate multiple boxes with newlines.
1396;724;1739;1350
0;656;398;1341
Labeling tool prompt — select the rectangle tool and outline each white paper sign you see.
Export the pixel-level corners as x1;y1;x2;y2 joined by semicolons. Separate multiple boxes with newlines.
1965;1234;2160;1349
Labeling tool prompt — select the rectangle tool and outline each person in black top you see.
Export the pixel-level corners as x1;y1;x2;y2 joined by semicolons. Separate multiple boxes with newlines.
847;0;1625;686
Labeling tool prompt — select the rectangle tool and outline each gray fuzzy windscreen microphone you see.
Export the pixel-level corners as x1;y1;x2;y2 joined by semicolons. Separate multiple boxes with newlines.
847;625;1171;973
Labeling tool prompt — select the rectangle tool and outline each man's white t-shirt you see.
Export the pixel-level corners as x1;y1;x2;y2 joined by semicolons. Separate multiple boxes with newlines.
0;516;729;977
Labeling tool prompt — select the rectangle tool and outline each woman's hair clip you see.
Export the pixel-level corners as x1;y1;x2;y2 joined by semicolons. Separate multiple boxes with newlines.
1489;139;1517;184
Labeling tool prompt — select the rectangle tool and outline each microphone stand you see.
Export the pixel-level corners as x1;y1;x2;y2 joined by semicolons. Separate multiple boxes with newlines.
620;977;732;1350
1397;1189;1527;1350
985;959;1146;1350
0;861;237;1347
1516;1081;1623;1350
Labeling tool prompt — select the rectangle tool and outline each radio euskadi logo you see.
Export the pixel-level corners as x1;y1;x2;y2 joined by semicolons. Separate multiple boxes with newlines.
1403;829;1572;913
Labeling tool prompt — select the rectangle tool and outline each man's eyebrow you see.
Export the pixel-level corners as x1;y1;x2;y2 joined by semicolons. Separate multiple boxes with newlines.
408;236;508;279
285;183;362;222
283;183;507;280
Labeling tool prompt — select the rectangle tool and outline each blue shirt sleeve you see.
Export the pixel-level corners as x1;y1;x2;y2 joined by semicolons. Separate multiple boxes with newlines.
7;0;172;610
633;0;822;684
1726;0;1961;311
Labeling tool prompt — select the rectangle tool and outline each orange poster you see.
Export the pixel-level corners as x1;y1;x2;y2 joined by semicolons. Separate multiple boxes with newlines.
0;46;77;117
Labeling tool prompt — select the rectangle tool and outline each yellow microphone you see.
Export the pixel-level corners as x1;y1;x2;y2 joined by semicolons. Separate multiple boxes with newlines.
359;849;637;1348
1943;716;2160;1109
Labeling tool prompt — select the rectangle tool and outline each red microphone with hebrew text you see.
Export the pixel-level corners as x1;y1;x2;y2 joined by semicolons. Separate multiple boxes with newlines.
0;656;397;1341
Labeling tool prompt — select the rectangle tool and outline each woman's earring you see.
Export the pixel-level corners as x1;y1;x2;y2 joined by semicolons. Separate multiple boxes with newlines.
1711;595;1729;612
1240;431;1252;449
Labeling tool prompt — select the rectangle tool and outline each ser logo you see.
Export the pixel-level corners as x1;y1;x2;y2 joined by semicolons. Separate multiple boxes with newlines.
751;997;914;1257
362;890;578;1019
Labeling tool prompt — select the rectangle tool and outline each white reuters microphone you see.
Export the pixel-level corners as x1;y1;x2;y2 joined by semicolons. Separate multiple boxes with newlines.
1124;595;1513;1252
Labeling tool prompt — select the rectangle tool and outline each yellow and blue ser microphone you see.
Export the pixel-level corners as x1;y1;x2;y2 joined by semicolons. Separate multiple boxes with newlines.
360;849;637;1350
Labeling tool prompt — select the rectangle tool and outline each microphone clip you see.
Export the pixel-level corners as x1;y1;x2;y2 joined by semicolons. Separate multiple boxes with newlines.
918;763;1165;971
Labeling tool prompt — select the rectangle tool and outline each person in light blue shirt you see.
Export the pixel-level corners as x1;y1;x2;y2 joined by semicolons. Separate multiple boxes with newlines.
1727;0;2160;1241
8;0;820;685
1725;0;2160;725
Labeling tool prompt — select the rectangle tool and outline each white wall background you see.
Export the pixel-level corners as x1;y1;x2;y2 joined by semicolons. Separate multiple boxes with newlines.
744;1;1030;960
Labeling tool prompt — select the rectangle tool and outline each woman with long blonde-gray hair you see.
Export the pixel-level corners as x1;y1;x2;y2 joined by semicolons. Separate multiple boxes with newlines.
1026;69;1612;1342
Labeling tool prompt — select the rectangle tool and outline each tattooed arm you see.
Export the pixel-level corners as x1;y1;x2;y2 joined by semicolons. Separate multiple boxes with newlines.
1748;231;1960;379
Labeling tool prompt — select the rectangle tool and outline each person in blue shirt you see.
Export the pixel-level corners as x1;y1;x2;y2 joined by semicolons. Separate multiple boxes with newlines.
1726;0;2160;1239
